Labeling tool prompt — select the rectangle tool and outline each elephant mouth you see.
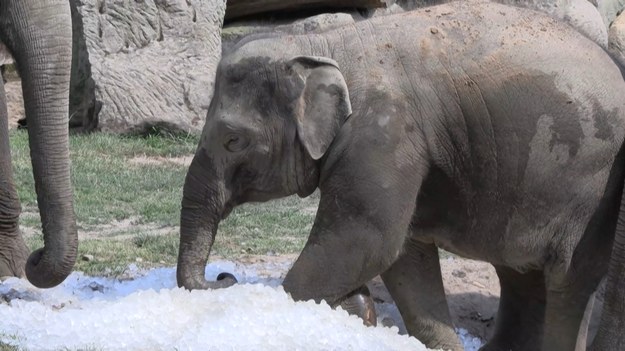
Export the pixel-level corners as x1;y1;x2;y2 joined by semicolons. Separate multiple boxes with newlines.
221;189;277;220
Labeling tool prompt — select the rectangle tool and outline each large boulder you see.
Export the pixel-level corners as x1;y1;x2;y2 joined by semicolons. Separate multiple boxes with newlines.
69;0;99;132
374;0;608;47
608;9;625;65
496;0;608;47
73;0;226;134
597;0;625;27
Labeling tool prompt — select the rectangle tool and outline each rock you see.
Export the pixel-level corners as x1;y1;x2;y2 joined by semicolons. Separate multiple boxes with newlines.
222;13;357;54
69;0;99;133
276;13;356;34
73;0;226;134
224;0;385;21
495;0;608;47
597;0;625;27
394;0;450;10
374;0;608;47
564;0;609;47
608;9;625;65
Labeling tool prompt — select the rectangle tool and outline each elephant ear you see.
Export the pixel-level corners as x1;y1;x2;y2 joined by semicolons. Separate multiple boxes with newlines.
288;56;352;160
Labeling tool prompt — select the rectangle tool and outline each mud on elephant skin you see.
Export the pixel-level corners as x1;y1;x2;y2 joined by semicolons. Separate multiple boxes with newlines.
176;1;625;350
0;0;78;288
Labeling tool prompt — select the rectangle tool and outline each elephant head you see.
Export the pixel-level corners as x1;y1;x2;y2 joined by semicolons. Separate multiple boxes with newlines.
0;0;77;288
176;42;352;290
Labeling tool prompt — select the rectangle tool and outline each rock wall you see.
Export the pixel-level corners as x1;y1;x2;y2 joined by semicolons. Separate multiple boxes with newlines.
74;0;226;134
495;0;608;47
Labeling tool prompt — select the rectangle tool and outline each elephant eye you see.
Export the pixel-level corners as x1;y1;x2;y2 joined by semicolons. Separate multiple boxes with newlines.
224;133;249;152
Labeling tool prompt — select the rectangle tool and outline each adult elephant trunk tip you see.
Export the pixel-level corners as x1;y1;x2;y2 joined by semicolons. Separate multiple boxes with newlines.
176;152;237;291
25;233;78;289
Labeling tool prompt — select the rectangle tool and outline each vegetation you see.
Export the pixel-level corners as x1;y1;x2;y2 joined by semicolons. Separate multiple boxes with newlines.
11;130;317;276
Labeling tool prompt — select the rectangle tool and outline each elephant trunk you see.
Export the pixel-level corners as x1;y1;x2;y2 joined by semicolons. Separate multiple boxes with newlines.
6;0;78;288
177;151;235;290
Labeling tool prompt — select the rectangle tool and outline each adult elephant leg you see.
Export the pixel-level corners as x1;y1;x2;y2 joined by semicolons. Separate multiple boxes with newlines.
480;266;546;351
0;74;28;278
0;0;77;288
381;240;462;351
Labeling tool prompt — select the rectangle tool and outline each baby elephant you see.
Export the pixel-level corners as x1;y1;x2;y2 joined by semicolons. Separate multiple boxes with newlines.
176;1;625;350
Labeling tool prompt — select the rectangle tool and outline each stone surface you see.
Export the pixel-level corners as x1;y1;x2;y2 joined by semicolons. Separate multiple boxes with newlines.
69;0;99;132
74;0;226;134
491;0;609;47
276;12;356;34
375;0;609;47
597;0;625;27
225;0;384;21
608;9;625;66
563;0;609;47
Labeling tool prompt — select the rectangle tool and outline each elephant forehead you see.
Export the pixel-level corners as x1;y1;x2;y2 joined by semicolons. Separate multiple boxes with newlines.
221;56;275;82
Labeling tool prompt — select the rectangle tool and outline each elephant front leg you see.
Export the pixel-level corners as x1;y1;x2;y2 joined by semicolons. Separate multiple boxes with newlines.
283;173;420;308
283;218;405;306
0;79;28;279
381;240;462;351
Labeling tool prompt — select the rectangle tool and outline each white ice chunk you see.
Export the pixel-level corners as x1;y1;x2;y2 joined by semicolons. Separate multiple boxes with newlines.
0;261;482;350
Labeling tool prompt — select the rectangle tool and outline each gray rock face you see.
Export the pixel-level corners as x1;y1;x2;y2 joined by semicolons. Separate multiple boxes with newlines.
496;0;608;47
563;0;608;47
376;0;609;47
276;13;356;34
597;0;625;27
608;10;625;66
74;0;226;134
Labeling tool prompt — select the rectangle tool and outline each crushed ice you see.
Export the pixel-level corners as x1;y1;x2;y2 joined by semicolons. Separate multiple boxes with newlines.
0;261;483;350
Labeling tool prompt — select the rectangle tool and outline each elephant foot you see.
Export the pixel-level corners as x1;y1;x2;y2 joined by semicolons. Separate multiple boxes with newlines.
339;285;377;327
0;230;28;279
216;272;238;286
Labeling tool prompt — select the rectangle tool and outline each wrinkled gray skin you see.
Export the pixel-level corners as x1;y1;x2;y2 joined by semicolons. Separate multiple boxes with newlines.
177;1;625;350
589;131;625;345
0;0;77;288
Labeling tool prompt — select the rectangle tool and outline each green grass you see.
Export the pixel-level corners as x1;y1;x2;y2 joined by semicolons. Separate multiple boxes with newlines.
12;130;199;226
11;130;316;276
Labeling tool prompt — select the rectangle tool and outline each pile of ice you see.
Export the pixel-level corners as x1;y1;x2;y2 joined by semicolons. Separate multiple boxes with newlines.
0;261;483;350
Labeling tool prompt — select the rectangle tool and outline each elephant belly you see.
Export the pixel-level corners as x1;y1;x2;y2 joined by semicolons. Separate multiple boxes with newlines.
413;160;617;272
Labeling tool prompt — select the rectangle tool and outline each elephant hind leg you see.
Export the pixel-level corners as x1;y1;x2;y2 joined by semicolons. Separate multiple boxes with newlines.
480;266;546;351
541;277;596;351
0;77;28;278
381;240;462;351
